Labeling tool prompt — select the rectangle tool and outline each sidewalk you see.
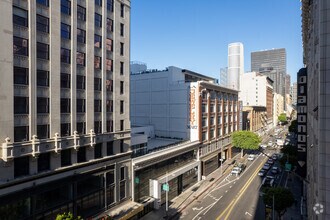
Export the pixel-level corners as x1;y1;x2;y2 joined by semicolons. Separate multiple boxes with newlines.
140;154;240;220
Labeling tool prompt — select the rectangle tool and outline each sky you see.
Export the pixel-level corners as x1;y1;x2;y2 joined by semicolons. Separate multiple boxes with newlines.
131;0;303;84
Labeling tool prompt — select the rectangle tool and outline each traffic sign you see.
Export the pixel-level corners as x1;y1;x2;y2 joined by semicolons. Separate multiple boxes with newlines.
162;183;169;192
135;177;140;184
285;163;292;171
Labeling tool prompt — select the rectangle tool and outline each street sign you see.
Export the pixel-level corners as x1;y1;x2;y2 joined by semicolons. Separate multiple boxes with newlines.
135;177;140;184
285;163;292;171
162;183;169;192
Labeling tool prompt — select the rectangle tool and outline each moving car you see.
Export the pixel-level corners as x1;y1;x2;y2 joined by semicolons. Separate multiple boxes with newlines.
247;154;255;161
231;167;241;176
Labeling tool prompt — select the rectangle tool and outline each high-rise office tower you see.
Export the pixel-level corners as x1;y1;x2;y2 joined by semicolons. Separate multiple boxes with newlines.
285;74;291;96
0;0;131;219
228;42;244;90
291;82;297;105
251;48;286;73
302;0;330;219
220;67;228;87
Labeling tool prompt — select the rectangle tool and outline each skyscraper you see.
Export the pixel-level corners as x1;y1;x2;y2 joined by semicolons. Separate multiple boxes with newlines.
228;42;244;90
251;48;286;73
0;0;131;218
220;67;228;87
285;74;291;96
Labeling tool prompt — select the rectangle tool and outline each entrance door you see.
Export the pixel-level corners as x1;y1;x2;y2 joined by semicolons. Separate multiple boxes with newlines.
177;174;183;195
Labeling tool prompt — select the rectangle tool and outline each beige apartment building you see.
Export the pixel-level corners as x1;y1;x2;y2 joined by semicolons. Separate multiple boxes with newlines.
0;0;132;219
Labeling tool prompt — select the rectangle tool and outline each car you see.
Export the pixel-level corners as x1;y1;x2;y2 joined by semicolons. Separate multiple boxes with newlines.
247;154;255;161
263;163;271;170
260;144;267;149
262;176;275;187
258;169;267;177
231;167;241;176
271;166;281;174
267;159;274;165
271;154;277;160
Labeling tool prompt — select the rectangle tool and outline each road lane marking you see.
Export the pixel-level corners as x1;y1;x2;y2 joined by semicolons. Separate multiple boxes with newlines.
216;159;266;220
192;207;203;211
245;211;252;216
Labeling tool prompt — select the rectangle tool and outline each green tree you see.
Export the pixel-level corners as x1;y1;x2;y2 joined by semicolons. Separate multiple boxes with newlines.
279;144;298;167
288;120;297;133
56;212;82;220
263;187;295;219
232;131;261;157
278;113;287;124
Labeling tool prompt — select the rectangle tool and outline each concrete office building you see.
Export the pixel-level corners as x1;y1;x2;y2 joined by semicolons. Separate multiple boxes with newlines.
0;0;133;219
302;0;330;219
285;74;291;96
220;67;228;87
242;106;267;134
228;42;244;90
251;48;286;73
240;71;274;127
273;93;284;126
291;82;297;105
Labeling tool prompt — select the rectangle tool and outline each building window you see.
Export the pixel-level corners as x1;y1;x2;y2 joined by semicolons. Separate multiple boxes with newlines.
94;34;102;48
61;48;71;63
37;70;49;86
106;38;113;51
120;3;124;17
94;143;102;159
77;75;85;89
106;59;113;71
202;132;207;141
120;181;126;200
202;104;207;113
202;117;207;127
37;15;49;33
13;37;28;56
13;7;28;27
61;23;71;39
95;13;102;27
77;28;86;43
37;42;49;60
120;23;124;37
120;62;124;75
218;116;222;124
61;73;70;88
77;99;85;113
94;56;101;69
210;129;214;139
120;81;124;94
94;77;102;91
37;97;49;113
14;126;29;142
37;152;50;172
210;117;214;125
61;149;71;167
107;18;113;32
106;100;113;112
14;66;28;85
94;121;102;134
95;0;102;6
106;80;113;92
120;120;124;131
120;140;124;153
61;0;71;15
61;123;70;136
14;156;29;178
77;146;86;163
120;42;124;56
76;51;85;66
77;5;86;21
107;141;113;155
218;128;222;136
14;96;29;114
94;99;102;112
60;98;70;113
37;124;49;139
107;0;114;11
77;122;85;134
37;0;49;7
107;120;113;133
120;100;124;114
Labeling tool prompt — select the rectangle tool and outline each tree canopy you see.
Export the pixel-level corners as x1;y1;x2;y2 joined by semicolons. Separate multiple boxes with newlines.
278;113;287;123
232;131;261;150
56;212;82;220
288;120;297;133
263;187;295;218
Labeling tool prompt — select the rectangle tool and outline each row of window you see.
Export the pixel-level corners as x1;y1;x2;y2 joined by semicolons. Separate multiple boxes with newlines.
14;140;125;178
14;119;124;142
201;103;238;113
201;116;237;127
201;126;236;142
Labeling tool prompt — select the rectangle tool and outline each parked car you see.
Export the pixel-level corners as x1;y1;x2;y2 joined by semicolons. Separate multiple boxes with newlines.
231;167;242;176
262;176;275;187
258;169;267;177
260;144;267;149
271;166;281;174
268;141;274;147
267;158;274;165
263;163;271;170
271;154;278;160
247;154;255;161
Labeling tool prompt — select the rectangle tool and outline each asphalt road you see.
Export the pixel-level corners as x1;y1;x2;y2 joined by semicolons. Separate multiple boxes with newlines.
180;128;283;220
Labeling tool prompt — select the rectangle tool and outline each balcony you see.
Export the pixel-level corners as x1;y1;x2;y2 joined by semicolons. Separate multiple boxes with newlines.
37;59;49;71
37;114;49;125
77;113;85;122
61;63;70;73
14;85;29;97
61;14;71;25
77;43;86;53
37;31;49;44
60;89;71;99
37;87;49;97
14;55;29;68
77;21;86;30
77;65;85;75
76;90;85;99
77;0;86;7
13;0;28;9
13;24;29;39
14;115;29;126
61;38;71;50
36;3;49;17
94;47;102;57
61;113;71;123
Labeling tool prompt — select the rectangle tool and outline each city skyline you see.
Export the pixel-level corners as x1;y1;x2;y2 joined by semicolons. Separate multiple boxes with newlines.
131;0;302;83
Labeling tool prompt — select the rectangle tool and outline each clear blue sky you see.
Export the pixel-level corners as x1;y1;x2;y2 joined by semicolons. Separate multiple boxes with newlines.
131;0;303;83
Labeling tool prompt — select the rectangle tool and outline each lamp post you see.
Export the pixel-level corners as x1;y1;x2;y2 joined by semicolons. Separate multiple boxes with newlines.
166;171;168;218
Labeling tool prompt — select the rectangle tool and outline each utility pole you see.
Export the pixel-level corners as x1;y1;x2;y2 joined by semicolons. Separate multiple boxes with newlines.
166;171;168;219
272;194;275;220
